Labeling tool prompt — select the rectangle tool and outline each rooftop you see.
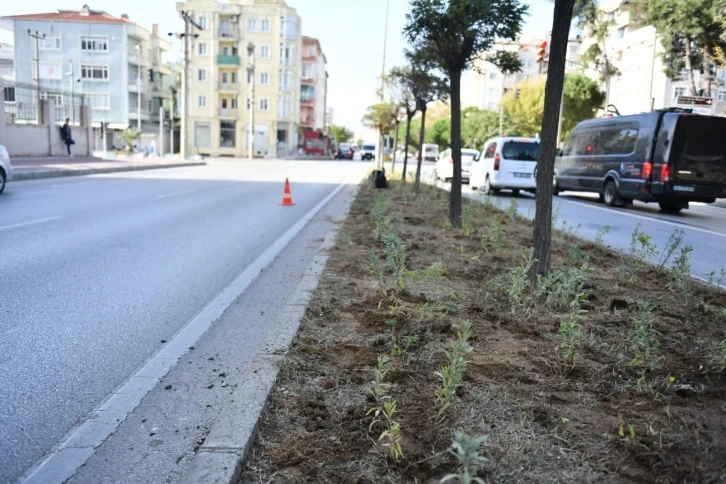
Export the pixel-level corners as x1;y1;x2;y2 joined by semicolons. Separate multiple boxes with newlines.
2;5;133;24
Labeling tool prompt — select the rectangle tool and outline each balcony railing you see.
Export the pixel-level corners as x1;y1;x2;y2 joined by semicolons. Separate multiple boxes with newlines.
219;108;238;117
218;82;239;91
217;55;241;66
218;29;241;39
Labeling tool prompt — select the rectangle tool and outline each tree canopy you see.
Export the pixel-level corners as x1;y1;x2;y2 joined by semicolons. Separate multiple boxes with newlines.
329;125;354;144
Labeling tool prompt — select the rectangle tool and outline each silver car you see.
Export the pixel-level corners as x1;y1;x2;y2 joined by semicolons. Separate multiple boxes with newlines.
0;145;12;194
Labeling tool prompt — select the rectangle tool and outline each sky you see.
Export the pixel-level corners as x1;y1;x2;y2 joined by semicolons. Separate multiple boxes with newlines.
0;0;554;133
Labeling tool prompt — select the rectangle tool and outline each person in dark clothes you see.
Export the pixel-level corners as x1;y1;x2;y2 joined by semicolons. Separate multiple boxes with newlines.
60;118;75;157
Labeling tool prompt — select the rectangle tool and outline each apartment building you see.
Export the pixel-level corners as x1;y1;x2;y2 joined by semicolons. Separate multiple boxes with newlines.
178;0;302;158
583;0;725;116
0;5;173;148
462;34;583;110
0;43;13;80
300;36;328;155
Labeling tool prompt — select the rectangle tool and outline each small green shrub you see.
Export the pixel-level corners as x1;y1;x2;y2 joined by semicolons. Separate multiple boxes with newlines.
440;433;488;484
657;229;685;273
629;301;662;386
506;198;519;222
708;333;726;372
382;230;407;290
666;245;693;295
594;225;610;247
435;321;473;414
557;293;587;368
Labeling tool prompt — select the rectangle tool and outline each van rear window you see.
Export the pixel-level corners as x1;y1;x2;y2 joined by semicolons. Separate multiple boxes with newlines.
671;116;726;184
502;141;539;161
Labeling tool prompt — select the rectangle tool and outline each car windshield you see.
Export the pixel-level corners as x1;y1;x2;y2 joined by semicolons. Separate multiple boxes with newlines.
461;151;478;160
362;145;375;151
425;147;437;153
502;141;539;161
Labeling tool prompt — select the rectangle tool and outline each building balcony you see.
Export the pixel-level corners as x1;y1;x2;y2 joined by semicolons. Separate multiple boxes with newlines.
217;55;241;66
301;98;315;107
218;82;239;92
301;77;315;85
128;82;142;92
128;107;151;121
219;107;238;118
218;29;241;40
127;51;150;66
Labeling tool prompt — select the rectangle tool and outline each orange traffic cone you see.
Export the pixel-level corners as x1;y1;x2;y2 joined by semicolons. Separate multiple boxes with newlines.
281;178;295;206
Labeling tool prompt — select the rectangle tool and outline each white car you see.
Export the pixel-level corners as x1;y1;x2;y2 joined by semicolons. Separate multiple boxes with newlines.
434;148;480;182
470;137;540;195
0;145;13;194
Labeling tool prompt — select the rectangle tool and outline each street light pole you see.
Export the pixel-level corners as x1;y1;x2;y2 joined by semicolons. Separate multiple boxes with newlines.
247;42;256;160
65;60;76;125
136;44;142;135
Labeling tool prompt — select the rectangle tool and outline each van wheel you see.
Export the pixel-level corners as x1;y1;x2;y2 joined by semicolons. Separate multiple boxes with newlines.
0;168;5;194
483;176;498;195
602;180;620;207
659;202;683;213
512;189;520;196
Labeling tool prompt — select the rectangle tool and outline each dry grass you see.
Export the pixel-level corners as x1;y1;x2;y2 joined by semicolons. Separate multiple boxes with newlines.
240;179;726;484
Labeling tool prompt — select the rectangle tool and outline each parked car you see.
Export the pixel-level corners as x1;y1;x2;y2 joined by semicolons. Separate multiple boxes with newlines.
470;137;540;195
360;143;376;161
422;143;439;162
554;109;726;212
335;142;354;160
434;148;480;182
0;144;13;194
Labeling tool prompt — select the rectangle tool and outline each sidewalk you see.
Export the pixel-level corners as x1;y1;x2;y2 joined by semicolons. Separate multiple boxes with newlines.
11;156;206;181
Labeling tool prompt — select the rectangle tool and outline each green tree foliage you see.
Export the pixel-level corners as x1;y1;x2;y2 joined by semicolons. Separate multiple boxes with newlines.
404;0;528;226
330;125;354;144
503;81;546;137
577;0;620;92
562;74;604;139
361;102;398;134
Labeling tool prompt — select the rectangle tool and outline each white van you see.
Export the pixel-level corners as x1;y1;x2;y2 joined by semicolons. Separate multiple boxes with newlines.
0;144;13;194
422;143;439;162
469;137;539;195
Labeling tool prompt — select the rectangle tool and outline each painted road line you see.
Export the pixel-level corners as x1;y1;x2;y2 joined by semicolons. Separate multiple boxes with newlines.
21;180;351;484
156;188;198;200
0;216;64;232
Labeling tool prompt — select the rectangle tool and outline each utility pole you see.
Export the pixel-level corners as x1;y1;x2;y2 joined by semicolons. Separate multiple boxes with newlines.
171;11;202;160
28;30;45;124
136;44;142;135
102;118;107;158
377;0;390;170
247;42;256;160
68;60;75;125
159;107;165;157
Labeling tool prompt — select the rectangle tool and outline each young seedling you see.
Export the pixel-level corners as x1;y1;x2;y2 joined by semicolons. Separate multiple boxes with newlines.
369;249;385;294
368;355;391;403
497;251;535;314
435;321;474;414
709;333;726;372
666;245;693;295
707;269;726;290
506;198;519;222
629;224;660;270
617;416;637;441
557;293;586;368
629;301;662;387
488;214;504;252
657;229;685;273
440;433;488;484
594;225;610;247
538;263;590;309
462;203;474;239
382;230;407;290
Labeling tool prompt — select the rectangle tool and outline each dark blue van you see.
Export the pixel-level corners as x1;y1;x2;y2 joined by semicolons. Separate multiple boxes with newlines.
554;109;726;212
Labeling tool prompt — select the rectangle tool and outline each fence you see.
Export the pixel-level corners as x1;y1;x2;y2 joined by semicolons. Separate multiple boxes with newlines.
2;79;84;126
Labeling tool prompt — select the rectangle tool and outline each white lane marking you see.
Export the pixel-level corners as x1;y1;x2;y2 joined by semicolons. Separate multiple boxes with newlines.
0;216;63;232
557;198;726;238
156;188;197;200
21;180;353;484
51;181;99;188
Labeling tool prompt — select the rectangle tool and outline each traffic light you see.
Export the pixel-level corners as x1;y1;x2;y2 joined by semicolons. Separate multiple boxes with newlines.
148;69;154;83
536;41;547;63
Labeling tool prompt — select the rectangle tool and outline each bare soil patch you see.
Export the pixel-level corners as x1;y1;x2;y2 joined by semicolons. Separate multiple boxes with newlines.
241;180;726;483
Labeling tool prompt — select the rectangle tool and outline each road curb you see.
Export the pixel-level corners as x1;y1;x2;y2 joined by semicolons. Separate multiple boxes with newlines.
180;183;356;484
12;162;207;181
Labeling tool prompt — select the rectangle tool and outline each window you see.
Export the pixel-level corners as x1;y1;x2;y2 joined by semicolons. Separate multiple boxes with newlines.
221;98;228;109
567;61;578;69
260;19;270;32
279;69;291;91
198;43;208;55
307;44;315;57
561;133;593;156
590;129;639;155
220;120;236;147
280;15;297;39
673;87;686;99
258;45;270;59
231;72;237;83
488;87;496;97
248;18;257;31
81;36;108;52
717;90;726;103
198;69;207;82
489;72;497;80
483;142;497;159
39;35;61;50
502;141;540;161
718;69;726;80
617;28;625;39
83;93;110;109
280;42;292;66
302;62;313;78
221;46;230;56
260;72;270;85
195;122;211;148
198;16;208;29
80;65;109;80
260;98;269;111
608;12;615;20
569;44;579;54
278;95;291;117
301;85;315;102
231;97;237;109
198;95;207;108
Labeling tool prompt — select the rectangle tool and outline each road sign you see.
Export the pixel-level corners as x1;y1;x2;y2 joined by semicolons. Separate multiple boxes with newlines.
677;95;713;106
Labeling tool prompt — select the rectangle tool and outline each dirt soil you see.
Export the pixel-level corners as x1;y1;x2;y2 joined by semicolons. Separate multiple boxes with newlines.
240;179;726;483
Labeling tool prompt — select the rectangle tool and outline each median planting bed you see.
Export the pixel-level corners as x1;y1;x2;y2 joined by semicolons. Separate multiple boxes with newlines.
240;179;726;483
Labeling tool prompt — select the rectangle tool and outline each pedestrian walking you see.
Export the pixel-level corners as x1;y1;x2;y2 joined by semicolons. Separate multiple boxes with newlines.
60;118;75;157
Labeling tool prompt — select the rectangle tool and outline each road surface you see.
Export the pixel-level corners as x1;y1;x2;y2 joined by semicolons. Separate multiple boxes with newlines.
0;160;365;483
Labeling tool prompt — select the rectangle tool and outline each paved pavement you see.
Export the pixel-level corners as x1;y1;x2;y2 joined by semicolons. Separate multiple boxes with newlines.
0;160;366;483
414;163;726;283
10;156;205;180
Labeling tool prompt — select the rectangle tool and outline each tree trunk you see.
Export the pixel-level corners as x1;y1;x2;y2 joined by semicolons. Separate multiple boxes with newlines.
392;119;400;174
402;111;413;184
414;104;427;193
531;0;576;288
701;45;713;98
449;69;463;228
684;36;698;96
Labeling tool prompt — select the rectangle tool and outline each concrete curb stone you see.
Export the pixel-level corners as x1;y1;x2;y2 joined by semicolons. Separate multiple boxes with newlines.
13;162;206;181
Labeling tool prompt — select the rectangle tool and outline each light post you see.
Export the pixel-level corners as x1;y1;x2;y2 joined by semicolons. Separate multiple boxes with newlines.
247;42;256;160
136;44;142;135
65;60;77;125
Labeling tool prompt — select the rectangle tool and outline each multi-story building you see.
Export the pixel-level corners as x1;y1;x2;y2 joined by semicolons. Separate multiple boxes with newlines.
177;0;302;158
462;34;583;110
0;5;172;148
582;0;725;116
0;43;13;80
300;36;328;155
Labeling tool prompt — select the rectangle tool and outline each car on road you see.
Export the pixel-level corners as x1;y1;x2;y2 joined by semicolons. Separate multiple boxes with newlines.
434;148;480;182
554;109;726;212
335;142;354;160
422;143;439;162
0;144;13;194
360;143;376;161
470;137;540;195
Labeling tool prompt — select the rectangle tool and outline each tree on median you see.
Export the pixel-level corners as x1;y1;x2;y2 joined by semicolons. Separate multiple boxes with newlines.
361;102;398;164
330;125;354;144
404;0;528;227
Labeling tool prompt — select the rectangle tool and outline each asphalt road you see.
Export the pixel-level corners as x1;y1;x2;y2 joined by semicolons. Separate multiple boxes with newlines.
0;160;364;483
416;163;726;283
